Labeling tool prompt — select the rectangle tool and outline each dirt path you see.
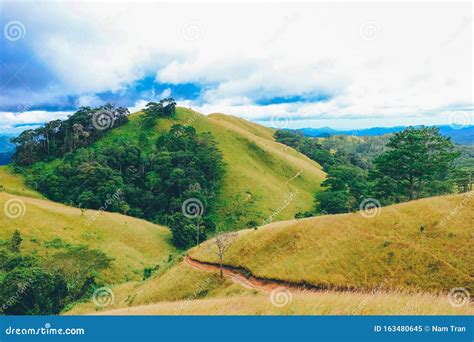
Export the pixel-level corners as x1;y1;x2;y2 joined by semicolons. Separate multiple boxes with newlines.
184;256;304;293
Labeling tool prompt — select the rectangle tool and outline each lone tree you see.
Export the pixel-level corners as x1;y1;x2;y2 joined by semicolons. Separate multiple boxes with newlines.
371;127;460;202
214;232;237;278
10;229;22;253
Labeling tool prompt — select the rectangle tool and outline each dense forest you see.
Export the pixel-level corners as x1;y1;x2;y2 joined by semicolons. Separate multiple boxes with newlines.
11;99;225;249
275;128;472;216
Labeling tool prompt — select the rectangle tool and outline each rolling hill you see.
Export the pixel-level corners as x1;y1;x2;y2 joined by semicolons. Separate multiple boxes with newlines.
189;192;474;292
67;192;473;316
0;168;176;283
76;107;325;229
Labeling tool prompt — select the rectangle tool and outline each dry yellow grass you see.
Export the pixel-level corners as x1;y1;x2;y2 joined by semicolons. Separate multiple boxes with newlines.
0;166;44;199
190;193;474;292
67;262;254;315
91;290;473;315
0;191;175;283
174;108;325;223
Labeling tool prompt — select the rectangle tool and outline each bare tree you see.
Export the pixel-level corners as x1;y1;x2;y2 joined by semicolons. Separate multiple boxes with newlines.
214;232;237;278
193;216;205;246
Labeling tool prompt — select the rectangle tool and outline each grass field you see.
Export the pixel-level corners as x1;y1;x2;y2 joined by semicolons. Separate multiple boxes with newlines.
67;262;255;314
190;193;474;292
0;166;44;199
90;290;472;315
0;190;176;283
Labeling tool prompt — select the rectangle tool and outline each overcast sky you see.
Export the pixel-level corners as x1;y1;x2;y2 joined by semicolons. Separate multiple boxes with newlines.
0;1;472;134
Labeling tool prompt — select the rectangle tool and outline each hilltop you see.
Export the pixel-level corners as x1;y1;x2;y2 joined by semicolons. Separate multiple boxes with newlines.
24;107;325;231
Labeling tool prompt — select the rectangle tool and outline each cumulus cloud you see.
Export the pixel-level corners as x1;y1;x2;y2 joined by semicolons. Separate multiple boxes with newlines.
0;2;472;131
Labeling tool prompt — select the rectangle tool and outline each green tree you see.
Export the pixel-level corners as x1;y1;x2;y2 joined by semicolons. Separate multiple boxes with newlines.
10;230;22;253
315;164;369;214
0;267;68;315
371;127;460;202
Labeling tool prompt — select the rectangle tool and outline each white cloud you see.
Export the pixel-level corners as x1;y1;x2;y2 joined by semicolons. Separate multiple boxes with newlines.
0;111;71;134
1;2;472;129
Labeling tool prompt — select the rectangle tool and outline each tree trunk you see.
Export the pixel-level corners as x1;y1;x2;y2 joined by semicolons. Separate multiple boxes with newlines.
219;255;223;278
408;175;414;200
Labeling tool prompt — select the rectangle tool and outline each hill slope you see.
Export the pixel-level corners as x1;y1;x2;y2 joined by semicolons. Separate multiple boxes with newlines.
0;170;175;283
86;107;325;229
190;193;474;292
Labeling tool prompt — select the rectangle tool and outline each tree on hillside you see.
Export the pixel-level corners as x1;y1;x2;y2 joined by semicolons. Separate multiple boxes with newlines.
371;127;460;202
214;232;237;278
141;98;176;128
315;164;369;214
10;230;22;253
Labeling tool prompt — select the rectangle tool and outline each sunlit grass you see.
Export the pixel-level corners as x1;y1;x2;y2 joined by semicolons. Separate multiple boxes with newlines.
190;193;474;292
0;191;176;283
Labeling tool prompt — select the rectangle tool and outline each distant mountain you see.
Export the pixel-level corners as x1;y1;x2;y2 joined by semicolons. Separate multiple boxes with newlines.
0;135;15;165
297;125;474;144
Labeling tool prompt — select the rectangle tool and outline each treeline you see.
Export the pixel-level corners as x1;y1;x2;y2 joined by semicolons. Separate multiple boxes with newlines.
17;99;225;249
0;230;111;315
11;104;130;166
275;127;471;216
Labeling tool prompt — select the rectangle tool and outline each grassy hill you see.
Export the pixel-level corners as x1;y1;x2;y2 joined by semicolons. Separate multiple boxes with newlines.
190;192;474;292
81;107;325;229
0;166;45;199
0;170;176;283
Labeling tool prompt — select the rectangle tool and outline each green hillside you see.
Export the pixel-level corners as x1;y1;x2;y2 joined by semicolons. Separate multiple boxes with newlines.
34;107;325;231
0;171;175;283
190;192;474;292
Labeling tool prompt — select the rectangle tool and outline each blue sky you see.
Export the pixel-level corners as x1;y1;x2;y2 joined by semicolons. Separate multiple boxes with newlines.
0;1;472;134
